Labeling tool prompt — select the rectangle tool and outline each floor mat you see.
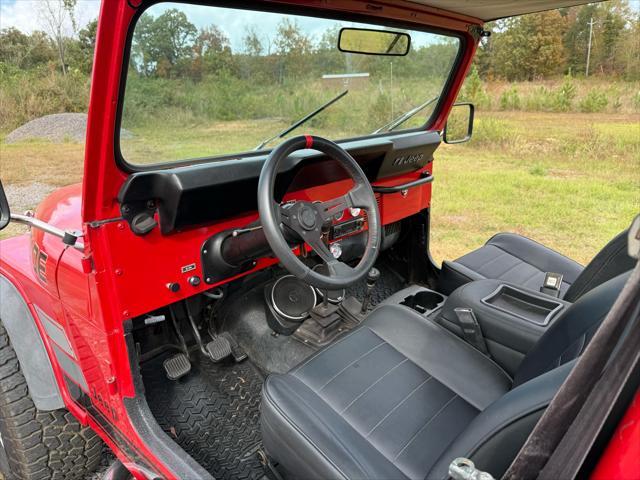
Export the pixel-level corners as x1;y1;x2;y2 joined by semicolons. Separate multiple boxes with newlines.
141;354;267;480
346;262;406;311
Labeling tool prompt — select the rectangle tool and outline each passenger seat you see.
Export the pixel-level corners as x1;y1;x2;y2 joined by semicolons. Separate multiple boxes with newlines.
439;230;633;302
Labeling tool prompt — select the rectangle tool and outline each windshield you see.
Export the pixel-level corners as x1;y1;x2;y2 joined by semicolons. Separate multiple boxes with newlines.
119;3;460;166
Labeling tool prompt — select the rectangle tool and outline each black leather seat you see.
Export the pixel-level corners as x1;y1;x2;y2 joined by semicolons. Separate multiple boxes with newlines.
261;272;630;480
439;230;633;302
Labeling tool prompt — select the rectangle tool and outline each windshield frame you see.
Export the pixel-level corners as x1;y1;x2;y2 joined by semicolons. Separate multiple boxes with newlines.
114;0;468;172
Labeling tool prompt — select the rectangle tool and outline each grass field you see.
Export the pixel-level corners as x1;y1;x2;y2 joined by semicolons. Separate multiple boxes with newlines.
1;110;638;265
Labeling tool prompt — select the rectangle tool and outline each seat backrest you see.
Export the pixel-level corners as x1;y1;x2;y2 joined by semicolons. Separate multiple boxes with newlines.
514;271;630;387
427;270;632;479
563;229;634;302
427;360;575;480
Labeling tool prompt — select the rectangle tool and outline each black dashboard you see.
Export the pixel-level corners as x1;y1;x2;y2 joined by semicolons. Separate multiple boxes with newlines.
117;131;441;234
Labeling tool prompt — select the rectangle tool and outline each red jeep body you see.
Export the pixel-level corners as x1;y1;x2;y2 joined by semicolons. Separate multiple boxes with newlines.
0;1;637;479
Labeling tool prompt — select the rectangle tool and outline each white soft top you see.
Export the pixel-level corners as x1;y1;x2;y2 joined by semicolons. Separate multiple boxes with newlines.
411;0;604;21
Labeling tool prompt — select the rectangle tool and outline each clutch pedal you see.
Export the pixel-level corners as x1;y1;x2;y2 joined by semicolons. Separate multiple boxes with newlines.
163;353;191;380
206;336;232;362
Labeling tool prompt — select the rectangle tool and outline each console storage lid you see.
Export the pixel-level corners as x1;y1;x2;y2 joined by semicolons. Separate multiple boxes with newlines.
436;279;571;376
482;284;564;326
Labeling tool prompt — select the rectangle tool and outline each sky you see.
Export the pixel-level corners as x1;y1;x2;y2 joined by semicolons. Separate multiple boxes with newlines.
0;0;100;34
1;0;638;49
0;0;447;51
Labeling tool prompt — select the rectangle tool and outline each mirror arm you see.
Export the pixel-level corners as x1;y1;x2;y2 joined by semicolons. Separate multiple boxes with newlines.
10;213;84;251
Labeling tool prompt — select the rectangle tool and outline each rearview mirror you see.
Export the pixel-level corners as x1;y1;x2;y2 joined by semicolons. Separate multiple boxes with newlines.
0;180;10;230
338;28;411;56
444;103;474;144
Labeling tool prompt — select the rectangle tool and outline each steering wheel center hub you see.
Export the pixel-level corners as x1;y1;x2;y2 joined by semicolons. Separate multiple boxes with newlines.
299;205;317;230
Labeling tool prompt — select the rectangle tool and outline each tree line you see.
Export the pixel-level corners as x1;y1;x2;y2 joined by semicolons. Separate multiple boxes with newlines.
128;10;458;83
475;1;639;80
0;1;638;81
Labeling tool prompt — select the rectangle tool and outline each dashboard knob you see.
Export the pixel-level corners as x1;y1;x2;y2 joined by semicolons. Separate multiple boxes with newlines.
330;243;342;259
166;282;180;293
349;207;361;217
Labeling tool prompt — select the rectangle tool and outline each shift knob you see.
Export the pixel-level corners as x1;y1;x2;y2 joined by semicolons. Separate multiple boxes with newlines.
366;267;380;286
361;267;380;313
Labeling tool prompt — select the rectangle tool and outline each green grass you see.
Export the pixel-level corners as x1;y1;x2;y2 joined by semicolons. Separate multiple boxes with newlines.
430;111;639;265
1;110;639;266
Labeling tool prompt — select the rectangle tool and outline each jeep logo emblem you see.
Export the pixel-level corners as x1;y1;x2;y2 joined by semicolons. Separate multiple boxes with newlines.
392;153;424;167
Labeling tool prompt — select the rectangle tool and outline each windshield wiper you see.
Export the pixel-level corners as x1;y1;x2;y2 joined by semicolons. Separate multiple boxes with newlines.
255;90;349;150
372;95;439;134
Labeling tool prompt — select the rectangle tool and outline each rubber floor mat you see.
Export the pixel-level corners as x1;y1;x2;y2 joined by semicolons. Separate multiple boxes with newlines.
141;354;267;480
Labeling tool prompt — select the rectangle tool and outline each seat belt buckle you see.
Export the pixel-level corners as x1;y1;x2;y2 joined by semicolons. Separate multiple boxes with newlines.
449;457;495;480
540;272;563;297
454;308;489;356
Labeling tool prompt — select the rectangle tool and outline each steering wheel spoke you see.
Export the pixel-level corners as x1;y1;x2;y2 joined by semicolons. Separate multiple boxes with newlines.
317;195;352;222
317;183;371;222
347;182;371;209
278;202;297;231
327;260;353;278
303;231;335;264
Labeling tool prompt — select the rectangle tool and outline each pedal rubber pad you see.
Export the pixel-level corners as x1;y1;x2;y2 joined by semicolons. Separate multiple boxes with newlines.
221;332;248;363
163;353;191;380
206;336;232;362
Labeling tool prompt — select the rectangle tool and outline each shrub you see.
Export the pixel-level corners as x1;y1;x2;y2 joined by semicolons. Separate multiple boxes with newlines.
469;117;517;146
523;86;553;111
460;66;491;109
0;67;90;132
369;91;392;127
499;86;521;110
551;75;576;112
579;90;609;113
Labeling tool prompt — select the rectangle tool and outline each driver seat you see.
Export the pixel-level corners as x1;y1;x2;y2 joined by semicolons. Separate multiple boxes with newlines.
260;272;629;480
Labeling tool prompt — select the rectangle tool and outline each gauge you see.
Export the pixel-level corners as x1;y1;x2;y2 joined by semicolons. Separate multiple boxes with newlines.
349;207;361;217
333;210;344;222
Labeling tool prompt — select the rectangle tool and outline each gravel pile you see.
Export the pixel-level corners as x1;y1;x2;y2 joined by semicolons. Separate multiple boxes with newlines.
4;182;56;213
5;113;132;144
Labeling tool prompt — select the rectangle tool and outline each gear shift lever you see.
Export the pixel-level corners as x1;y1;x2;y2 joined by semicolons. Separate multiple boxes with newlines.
360;267;380;313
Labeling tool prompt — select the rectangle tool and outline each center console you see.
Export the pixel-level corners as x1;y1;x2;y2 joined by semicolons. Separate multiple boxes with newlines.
436;279;571;376
481;284;564;326
378;284;447;316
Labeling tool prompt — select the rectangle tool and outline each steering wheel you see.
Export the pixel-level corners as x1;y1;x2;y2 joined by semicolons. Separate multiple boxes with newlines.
258;135;381;290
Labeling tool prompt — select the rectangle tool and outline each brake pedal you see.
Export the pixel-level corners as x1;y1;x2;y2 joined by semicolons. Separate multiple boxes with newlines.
221;332;248;362
164;353;191;380
206;336;232;362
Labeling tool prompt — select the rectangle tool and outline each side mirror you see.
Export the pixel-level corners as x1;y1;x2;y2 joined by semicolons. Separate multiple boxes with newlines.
0;180;10;231
338;28;411;56
444;103;474;144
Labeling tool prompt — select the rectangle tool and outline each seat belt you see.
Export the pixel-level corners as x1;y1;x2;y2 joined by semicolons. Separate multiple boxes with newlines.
449;216;640;480
454;307;491;357
502;215;640;480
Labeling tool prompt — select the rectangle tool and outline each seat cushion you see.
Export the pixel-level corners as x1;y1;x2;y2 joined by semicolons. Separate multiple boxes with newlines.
440;233;584;296
261;305;511;480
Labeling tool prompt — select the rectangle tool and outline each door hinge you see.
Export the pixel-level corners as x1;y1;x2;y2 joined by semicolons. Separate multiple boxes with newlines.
468;25;491;41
